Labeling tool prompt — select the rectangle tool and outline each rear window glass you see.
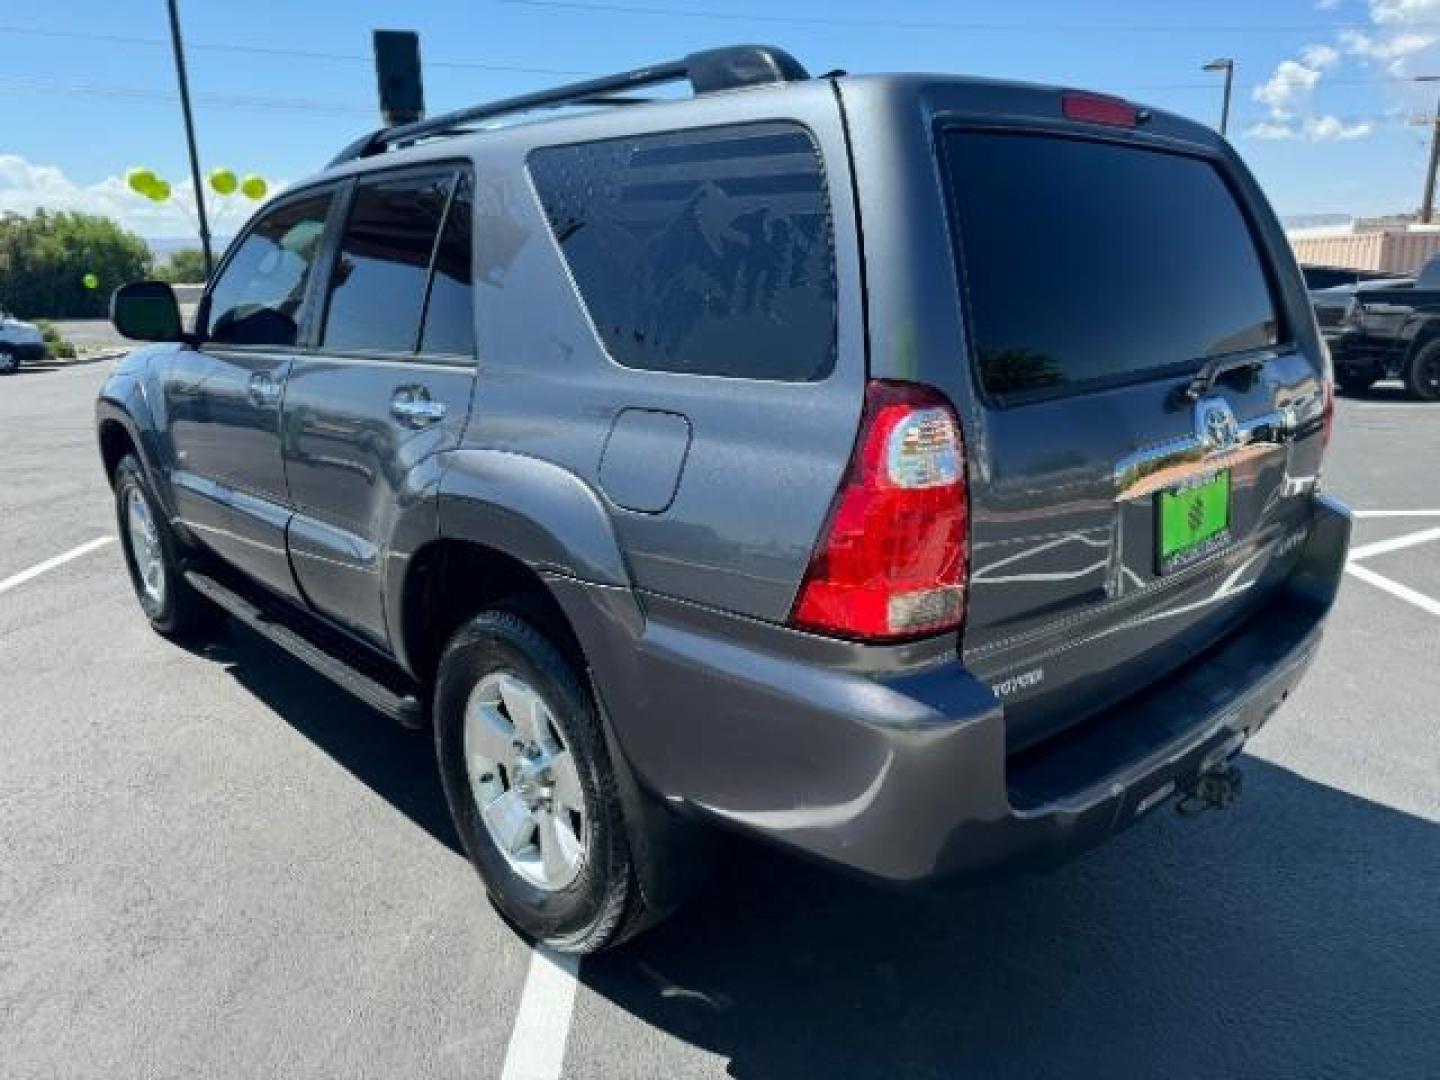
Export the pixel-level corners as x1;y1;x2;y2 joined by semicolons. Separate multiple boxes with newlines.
529;122;837;381
943;132;1281;401
322;173;452;354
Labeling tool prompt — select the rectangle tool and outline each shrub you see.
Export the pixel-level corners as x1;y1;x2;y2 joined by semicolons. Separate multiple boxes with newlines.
0;210;153;318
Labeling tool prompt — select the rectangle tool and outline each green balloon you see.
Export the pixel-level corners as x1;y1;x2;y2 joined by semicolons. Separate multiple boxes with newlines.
240;174;268;200
126;167;157;196
148;179;172;203
82;273;99;290
209;167;238;196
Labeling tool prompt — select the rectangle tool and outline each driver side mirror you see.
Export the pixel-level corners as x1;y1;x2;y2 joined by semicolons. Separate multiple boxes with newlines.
110;281;189;343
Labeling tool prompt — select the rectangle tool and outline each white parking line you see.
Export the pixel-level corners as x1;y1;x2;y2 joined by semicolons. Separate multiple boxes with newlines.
1347;526;1440;562
1345;563;1440;618
1351;509;1440;519
0;537;113;596
500;948;581;1080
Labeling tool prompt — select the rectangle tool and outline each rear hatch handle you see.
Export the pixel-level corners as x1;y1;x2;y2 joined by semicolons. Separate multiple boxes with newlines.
1181;352;1268;402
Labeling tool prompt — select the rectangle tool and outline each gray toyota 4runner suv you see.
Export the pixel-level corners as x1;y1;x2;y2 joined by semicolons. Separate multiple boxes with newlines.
99;46;1351;952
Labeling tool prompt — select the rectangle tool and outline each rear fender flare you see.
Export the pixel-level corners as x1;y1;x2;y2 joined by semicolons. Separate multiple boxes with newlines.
382;448;637;674
434;449;632;588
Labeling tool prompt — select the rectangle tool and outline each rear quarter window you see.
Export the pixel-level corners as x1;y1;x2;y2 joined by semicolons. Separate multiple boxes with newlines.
528;122;837;381
943;131;1282;402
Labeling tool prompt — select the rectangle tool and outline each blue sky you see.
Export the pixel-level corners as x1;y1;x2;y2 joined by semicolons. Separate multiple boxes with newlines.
4;0;1440;237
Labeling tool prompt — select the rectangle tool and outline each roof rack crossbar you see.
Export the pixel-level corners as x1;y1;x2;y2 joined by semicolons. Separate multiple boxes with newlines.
329;44;808;166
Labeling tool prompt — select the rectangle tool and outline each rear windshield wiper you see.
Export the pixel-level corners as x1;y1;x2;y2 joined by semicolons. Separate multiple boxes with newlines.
1183;352;1267;401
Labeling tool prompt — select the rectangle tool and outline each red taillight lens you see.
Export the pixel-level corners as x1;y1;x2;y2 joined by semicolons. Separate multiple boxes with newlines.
1062;92;1139;128
791;380;969;641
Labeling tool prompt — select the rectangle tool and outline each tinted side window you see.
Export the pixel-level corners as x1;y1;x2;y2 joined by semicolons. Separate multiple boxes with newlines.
322;174;451;354
207;193;332;347
943;132;1281;400
419;173;475;356
529;123;836;381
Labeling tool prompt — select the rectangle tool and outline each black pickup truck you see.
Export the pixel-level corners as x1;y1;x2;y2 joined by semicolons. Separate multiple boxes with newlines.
1316;253;1440;399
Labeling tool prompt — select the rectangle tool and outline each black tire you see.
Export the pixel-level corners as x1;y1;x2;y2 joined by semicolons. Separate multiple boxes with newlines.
1404;339;1440;402
113;455;217;639
1336;370;1375;396
434;609;645;953
0;346;18;375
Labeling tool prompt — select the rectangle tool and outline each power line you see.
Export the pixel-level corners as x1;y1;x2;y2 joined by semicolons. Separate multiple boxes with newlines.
0;75;373;117
0;24;597;76
3;74;1428;133
496;0;1440;35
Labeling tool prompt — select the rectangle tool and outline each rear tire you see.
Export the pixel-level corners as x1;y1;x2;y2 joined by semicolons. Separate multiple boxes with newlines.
113;455;217;640
1404;339;1440;402
434;609;648;953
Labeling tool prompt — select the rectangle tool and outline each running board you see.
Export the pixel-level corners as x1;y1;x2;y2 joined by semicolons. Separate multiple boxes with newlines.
184;569;425;729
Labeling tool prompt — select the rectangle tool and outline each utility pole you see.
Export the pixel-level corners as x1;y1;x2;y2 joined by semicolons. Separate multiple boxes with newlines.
166;0;214;277
1203;58;1235;137
1418;76;1440;224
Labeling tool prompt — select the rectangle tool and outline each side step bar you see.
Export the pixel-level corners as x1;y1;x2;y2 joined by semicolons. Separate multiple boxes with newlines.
185;569;425;729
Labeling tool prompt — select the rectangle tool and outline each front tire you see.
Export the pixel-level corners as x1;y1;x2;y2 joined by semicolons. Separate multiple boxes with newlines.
434;609;645;953
1404;339;1440;402
0;346;18;374
113;455;216;639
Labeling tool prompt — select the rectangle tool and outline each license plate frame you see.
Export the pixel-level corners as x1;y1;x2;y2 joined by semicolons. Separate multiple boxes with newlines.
1156;469;1232;574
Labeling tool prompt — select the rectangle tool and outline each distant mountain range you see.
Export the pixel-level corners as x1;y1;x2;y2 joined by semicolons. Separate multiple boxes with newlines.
1279;213;1353;231
146;236;234;261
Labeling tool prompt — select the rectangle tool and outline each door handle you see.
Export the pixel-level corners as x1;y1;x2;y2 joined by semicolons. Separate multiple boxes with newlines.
390;387;447;427
247;371;281;406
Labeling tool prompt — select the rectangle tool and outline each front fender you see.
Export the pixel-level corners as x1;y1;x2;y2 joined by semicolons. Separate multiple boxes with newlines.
95;359;169;510
434;449;632;587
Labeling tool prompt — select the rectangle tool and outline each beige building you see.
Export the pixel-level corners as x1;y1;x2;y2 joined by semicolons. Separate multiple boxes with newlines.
1288;224;1440;274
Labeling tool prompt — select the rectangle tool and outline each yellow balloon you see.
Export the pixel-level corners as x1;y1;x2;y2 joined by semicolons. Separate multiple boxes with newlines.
209;167;238;196
126;167;157;196
148;179;172;203
240;174;268;200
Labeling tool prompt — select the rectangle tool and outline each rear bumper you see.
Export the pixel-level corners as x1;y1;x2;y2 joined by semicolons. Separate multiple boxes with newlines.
553;494;1351;886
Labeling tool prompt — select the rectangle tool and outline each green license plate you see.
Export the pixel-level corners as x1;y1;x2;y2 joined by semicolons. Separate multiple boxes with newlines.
1157;470;1231;572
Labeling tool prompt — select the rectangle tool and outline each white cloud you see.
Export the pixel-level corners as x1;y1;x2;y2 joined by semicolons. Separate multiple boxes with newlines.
1305;114;1375;139
1302;43;1343;69
1247;121;1299;139
1370;0;1440;25
0;155;269;239
1245;116;1373;141
1254;59;1326;118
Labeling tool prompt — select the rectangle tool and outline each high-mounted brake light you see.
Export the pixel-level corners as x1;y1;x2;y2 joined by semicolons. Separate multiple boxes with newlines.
1062;92;1139;128
791;381;969;641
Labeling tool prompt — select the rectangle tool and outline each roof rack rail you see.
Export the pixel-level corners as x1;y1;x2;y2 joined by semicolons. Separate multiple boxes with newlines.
328;44;809;167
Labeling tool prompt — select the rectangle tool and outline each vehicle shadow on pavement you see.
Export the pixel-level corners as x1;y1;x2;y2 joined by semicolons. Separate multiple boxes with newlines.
193;620;461;854
584;761;1440;1079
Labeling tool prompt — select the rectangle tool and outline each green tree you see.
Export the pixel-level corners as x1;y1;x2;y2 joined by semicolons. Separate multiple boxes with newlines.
0;210;153;318
154;248;209;284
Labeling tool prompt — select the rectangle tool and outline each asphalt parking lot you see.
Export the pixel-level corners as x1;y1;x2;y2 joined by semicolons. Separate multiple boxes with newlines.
2;361;1437;1079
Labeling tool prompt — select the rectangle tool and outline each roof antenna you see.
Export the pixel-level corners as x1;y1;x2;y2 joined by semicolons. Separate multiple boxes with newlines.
373;30;425;127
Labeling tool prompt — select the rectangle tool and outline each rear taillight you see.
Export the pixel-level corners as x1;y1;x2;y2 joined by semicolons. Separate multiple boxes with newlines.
791;380;968;641
1062;92;1139;128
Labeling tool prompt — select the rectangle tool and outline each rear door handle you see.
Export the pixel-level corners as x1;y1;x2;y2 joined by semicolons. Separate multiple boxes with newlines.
247;371;281;406
390;386;447;427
